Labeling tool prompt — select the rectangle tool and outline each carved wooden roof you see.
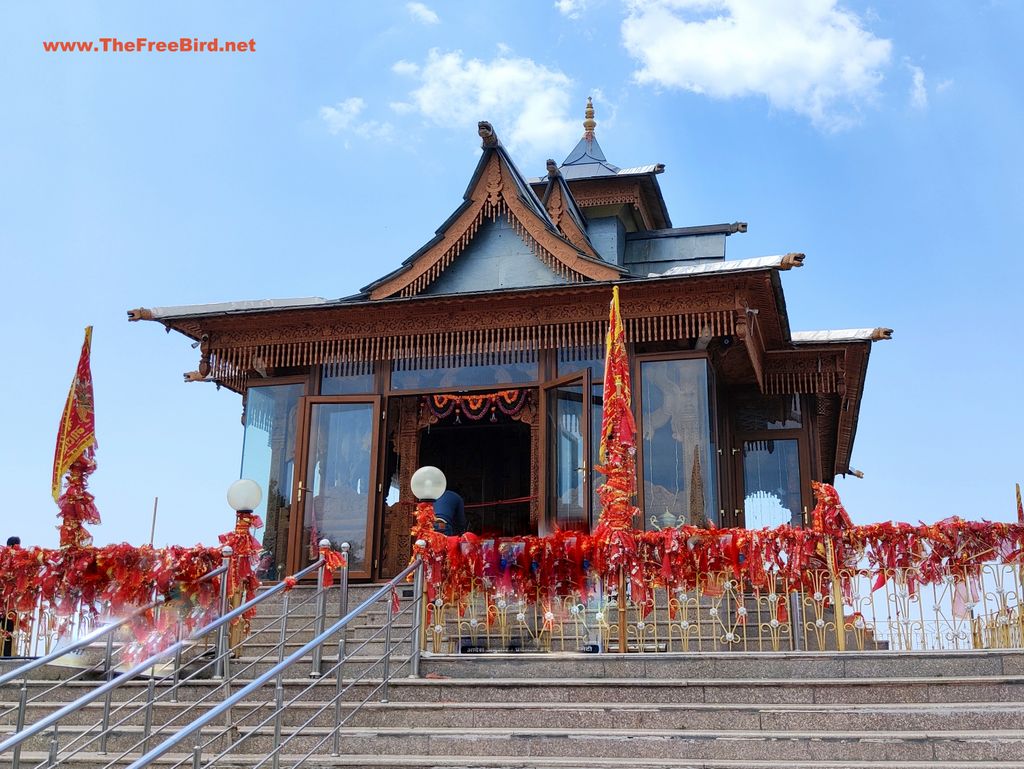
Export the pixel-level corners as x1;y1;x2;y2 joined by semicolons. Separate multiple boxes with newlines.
361;125;622;301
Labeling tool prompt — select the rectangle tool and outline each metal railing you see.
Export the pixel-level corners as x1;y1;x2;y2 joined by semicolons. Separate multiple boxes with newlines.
0;553;231;769
124;546;425;769
420;543;1024;655
0;540;345;769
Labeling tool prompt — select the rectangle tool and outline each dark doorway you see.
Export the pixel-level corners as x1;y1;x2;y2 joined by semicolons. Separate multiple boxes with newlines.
419;421;532;537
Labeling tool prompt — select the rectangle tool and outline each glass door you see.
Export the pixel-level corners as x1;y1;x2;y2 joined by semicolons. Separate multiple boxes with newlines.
541;370;592;533
291;396;382;579
735;437;804;529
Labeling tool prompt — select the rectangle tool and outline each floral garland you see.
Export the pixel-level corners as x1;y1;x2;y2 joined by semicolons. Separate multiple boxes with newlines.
56;453;101;548
423;390;529;423
410;483;1024;610
0;543;224;657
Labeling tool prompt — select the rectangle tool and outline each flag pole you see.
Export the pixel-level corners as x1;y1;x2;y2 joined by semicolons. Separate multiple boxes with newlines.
149;497;159;547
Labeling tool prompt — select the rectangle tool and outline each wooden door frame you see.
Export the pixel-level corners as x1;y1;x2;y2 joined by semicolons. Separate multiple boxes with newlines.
730;429;812;529
288;394;384;580
539;369;592;535
631;351;716;529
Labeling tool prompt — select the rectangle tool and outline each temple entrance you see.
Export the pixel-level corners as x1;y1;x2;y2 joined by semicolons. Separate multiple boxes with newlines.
376;390;539;580
419;421;532;538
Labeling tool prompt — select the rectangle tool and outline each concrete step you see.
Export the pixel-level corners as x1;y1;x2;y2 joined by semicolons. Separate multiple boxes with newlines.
5;673;1024;706
10;725;1024;762
420;650;1024;680
13;754;1024;769
7;699;1024;732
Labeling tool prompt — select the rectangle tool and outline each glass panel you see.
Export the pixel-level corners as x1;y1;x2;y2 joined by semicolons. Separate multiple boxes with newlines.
390;357;537;391
557;347;605;381
240;383;303;581
547;384;587;532
640;359;718;528
302;402;375;571
321;367;374;395
742;439;801;528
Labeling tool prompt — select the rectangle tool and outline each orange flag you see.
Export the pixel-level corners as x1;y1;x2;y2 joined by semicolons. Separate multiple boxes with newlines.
52;327;97;501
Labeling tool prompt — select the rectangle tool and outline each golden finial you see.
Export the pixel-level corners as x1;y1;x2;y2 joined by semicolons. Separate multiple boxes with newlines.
583;96;596;140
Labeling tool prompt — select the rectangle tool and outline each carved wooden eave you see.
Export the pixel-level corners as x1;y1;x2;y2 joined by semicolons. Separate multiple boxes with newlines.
365;131;620;301
763;337;885;478
563;175;670;231
136;272;769;392
540;164;597;257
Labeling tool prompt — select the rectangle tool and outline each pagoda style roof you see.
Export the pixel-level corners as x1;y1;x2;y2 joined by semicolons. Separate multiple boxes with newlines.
128;109;891;480
359;122;623;301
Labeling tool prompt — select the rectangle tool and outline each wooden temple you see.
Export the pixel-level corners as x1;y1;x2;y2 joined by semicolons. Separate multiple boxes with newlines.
128;99;891;582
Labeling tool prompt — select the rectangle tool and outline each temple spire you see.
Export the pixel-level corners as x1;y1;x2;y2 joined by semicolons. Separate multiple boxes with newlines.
560;96;618;178
583;96;596;141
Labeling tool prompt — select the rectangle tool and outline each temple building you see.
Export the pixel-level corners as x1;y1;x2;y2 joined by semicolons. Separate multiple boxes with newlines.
129;100;891;582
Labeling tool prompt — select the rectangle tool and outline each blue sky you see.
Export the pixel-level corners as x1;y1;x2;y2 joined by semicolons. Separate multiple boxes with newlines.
1;1;1022;549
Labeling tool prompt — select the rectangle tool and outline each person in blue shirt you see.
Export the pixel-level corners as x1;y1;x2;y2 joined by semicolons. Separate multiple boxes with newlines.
431;489;467;536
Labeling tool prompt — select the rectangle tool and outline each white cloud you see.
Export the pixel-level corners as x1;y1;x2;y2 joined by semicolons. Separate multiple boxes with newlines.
555;0;588;19
319;97;365;133
392;60;420;76
406;2;440;25
320;97;395;143
907;63;927;109
400;49;577;158
936;78;954;93
621;0;893;131
389;101;416;114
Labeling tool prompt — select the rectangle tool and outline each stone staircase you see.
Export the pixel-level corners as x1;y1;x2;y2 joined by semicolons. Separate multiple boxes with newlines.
3;584;1024;768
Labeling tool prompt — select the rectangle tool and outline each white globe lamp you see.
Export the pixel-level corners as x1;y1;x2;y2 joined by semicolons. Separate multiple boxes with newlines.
227;479;263;513
410;466;446;502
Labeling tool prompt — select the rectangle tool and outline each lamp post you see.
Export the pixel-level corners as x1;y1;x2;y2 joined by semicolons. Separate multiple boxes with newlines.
409;467;444;663
225;479;263;650
410;465;446;503
226;479;263;562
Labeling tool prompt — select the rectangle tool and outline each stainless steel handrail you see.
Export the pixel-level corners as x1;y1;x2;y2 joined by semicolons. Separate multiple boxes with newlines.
125;559;421;769
0;557;327;759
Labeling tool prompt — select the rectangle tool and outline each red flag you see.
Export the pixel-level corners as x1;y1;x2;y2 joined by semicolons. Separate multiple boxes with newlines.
594;285;641;540
598;285;636;466
52;327;97;501
1016;483;1023;525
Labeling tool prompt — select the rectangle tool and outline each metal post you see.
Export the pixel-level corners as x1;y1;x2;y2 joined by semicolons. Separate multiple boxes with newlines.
214;545;234;679
410;552;425;678
380;589;394;703
789;591;803;651
12;683;27;769
142;673;156;752
337;543;350;666
99;631;115;753
271;683;284;769
171;618;184;703
825;535;847;652
338;543;351;618
192;744;202;769
48;728;59;766
331;634;346;756
617;568;628;654
311;539;330;677
277;593;290;663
